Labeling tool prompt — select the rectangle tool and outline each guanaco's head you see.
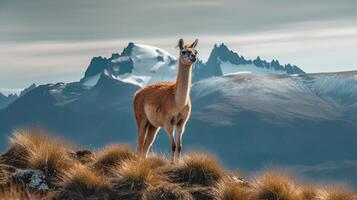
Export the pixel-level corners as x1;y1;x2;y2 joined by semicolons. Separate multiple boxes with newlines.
178;39;198;66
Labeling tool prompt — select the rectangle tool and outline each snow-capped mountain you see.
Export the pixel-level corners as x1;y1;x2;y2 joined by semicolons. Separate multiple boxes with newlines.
19;84;37;97
193;43;304;82
80;42;304;88
0;84;36;110
81;42;177;88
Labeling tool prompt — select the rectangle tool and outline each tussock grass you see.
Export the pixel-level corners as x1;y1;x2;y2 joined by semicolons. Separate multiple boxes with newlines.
55;163;111;200
146;154;169;169
4;129;75;186
188;186;217;200
25;138;74;185
0;183;40;200
298;185;320;200
70;149;95;164
164;153;224;187
214;177;252;200
1;129;50;169
143;183;193;200
251;170;299;200
111;158;163;199
93;144;135;174
322;185;356;200
0;164;12;185
1;131;356;199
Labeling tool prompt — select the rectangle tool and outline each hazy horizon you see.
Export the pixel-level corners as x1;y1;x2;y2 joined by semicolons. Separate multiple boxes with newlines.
1;0;357;95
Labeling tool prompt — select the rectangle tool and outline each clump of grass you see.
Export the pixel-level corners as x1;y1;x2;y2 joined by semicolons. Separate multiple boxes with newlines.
4;129;75;186
111;158;163;199
93;144;135;174
26;138;74;186
251;170;299;200
322;185;355;200
70;149;95;164
164;153;224;187
298;185;319;200
145;154;169;170
214;177;252;200
0;164;12;186
1;129;50;169
143;183;193;200
54;163;111;200
0;183;40;200
188;186;217;200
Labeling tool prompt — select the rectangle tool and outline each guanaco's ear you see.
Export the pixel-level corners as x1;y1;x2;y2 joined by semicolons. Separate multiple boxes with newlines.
190;39;198;48
178;39;184;50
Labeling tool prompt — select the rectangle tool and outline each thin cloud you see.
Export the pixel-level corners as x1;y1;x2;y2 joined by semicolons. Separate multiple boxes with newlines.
1;20;356;89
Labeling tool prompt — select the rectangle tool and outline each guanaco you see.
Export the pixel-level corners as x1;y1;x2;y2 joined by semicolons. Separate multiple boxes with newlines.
133;39;198;162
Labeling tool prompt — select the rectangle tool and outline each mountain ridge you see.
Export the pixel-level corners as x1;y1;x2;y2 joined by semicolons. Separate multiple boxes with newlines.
80;42;305;87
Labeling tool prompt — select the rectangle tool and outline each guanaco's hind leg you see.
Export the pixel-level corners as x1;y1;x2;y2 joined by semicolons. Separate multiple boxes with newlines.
136;120;148;156
142;124;159;157
133;91;149;157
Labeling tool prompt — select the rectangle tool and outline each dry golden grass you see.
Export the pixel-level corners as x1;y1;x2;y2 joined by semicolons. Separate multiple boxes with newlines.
1;131;357;199
251;170;299;200
214;177;252;200
143;183;193;200
188;186;217;200
112;158;162;187
55;163;111;199
0;164;11;185
4;129;75;186
322;185;356;200
164;153;224;187
0;183;40;200
110;158;163;199
1;129;50;169
298;185;320;200
93;144;135;174
145;154;169;169
69;149;95;164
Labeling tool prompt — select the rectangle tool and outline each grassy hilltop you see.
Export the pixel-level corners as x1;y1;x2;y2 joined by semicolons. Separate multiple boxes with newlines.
0;129;356;200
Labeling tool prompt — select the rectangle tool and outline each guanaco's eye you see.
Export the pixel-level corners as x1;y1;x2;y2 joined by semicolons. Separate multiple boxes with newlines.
181;50;187;55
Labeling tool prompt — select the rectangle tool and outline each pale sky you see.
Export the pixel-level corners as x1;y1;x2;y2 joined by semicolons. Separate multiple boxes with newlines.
1;0;357;94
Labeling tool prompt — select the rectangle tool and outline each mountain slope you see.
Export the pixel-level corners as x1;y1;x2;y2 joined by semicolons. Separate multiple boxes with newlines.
1;71;356;185
187;71;357;185
0;73;139;149
0;84;36;110
0;93;17;110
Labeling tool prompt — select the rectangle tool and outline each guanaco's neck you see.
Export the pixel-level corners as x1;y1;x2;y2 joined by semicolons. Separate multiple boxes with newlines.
174;61;192;109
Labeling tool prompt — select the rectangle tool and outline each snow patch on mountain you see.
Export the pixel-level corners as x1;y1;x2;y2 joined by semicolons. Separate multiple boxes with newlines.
220;62;286;76
82;74;101;88
81;43;177;88
116;43;177;86
193;43;304;82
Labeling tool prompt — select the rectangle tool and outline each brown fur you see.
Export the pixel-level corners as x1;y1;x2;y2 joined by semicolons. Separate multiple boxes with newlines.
133;39;198;162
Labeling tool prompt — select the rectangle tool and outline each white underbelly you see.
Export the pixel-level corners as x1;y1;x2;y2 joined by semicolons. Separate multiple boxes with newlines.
144;104;163;127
